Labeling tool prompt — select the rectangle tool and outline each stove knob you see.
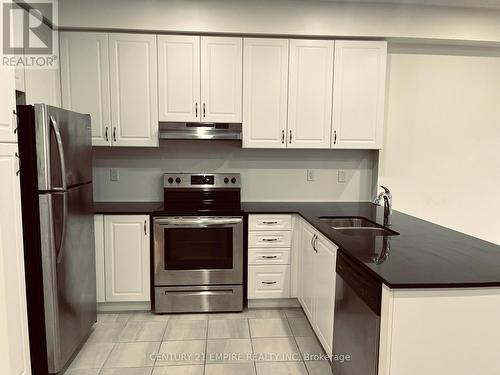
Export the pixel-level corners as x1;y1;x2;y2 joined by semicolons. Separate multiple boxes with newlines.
168;177;174;184
175;177;181;184
231;177;237;184
224;177;229;184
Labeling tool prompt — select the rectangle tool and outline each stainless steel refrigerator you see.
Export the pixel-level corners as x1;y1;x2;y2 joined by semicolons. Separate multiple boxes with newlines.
17;104;96;374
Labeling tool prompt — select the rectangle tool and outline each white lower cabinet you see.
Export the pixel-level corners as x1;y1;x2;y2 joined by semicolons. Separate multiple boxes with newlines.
94;215;106;303
312;236;337;355
298;222;316;321
0;143;31;373
94;215;151;303
248;265;291;299
248;214;293;299
298;219;338;356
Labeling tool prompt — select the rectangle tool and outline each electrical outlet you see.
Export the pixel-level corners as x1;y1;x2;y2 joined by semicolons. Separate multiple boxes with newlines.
307;169;315;182
110;168;120;181
338;170;346;183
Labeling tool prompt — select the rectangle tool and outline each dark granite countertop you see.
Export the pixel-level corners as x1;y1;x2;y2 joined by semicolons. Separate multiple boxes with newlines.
94;200;500;289
94;201;164;215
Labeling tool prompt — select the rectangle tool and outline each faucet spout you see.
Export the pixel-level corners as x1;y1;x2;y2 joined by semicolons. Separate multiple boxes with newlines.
374;185;392;226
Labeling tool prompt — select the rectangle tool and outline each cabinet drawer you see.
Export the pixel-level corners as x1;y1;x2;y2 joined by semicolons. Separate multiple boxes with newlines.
248;265;290;299
248;231;292;248
249;215;292;231
249;249;290;265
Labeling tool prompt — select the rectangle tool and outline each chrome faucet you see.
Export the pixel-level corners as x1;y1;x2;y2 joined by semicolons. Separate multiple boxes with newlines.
374;185;392;226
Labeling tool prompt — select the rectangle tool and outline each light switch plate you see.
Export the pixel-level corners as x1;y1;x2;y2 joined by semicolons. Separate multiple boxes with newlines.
110;168;119;181
338;170;346;183
307;169;315;182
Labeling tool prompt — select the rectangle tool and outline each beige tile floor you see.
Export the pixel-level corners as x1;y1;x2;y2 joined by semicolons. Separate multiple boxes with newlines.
64;308;333;375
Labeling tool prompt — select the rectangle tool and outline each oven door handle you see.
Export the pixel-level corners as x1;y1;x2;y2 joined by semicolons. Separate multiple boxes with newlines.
155;217;243;226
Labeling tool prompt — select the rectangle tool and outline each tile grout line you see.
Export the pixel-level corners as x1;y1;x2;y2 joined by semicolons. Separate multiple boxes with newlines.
203;316;209;375
284;313;311;375
248;317;258;375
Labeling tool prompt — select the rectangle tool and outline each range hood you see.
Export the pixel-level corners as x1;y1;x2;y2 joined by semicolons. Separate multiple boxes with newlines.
159;122;242;140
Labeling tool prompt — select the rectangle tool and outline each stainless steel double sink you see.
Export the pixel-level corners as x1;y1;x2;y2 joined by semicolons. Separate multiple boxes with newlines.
319;217;399;236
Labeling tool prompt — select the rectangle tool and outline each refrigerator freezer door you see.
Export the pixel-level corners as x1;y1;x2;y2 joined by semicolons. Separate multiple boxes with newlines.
38;183;96;373
34;104;92;191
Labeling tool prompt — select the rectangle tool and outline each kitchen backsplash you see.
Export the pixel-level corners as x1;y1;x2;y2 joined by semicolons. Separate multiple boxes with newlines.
92;141;377;202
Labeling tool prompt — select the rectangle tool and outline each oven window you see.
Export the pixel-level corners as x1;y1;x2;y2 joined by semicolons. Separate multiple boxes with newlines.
164;228;233;270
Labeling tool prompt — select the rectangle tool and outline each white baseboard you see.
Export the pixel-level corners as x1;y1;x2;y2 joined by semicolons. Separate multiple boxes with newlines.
248;298;300;309
98;301;151;312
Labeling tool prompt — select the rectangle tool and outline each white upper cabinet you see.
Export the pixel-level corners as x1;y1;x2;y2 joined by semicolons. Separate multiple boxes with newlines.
243;38;289;148
0;143;31;374
60;32;112;146
332;40;387;149
109;33;158;147
0;69;17;143
158;35;200;122
201;37;243;123
158;35;242;123
287;39;334;149
25;22;61;107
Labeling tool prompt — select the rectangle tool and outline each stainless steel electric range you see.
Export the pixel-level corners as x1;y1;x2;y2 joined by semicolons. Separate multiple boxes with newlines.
152;173;244;313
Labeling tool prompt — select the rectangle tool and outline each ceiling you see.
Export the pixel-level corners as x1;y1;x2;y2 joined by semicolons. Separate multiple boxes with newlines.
301;0;500;9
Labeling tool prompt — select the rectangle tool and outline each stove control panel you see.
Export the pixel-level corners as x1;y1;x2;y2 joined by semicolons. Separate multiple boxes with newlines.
164;173;240;188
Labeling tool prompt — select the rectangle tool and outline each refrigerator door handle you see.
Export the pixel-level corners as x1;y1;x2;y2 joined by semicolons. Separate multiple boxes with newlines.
50;116;67;191
55;192;68;264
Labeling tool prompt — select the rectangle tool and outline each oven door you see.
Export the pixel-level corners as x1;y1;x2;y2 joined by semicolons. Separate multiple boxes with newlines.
154;216;243;286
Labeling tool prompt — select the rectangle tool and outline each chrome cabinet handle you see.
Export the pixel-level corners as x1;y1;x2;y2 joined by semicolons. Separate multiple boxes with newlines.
105;127;109;142
333;130;337;144
313;235;319;253
15;152;20;176
262;255;278;259
262;281;277;285
262;238;278;242
144;220;147;235
289;130;292;144
281;130;285;144
203;103;206;118
13;110;19;134
113;127;117;142
155;217;243;226
195;103;198;117
262;221;278;225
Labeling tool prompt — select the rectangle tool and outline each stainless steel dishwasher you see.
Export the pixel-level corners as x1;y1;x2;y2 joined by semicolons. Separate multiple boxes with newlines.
332;251;382;375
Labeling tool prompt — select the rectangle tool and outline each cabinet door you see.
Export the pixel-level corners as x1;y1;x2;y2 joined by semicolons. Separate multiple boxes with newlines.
201;37;242;123
0;69;17;143
60;32;112;146
104;215;150;302
24;22;61;107
94;215;106;303
313;236;337;356
158;35;200;122
242;38;288;148
332;41;387;149
299;223;316;321
288;39;334;149
109;33;158;147
12;7;25;92
0;143;31;373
